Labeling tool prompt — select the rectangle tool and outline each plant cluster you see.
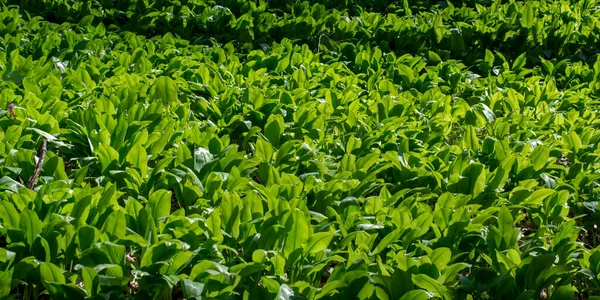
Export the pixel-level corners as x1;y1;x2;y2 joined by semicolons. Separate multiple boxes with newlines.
2;0;600;299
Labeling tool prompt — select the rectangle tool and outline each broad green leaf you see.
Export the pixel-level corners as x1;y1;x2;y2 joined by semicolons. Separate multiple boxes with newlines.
20;209;43;248
372;228;403;255
519;189;555;206
164;251;194;275
96;143;119;174
194;147;213;173
265;114;285;148
207;209;224;243
511;53;527;72
40;262;66;284
229;262;265;277
463;125;480;152
521;2;534;27
155;76;178;104
101;210;126;239
530;144;549;171
439;263;469;284
70;195;93;226
0;201;20;228
498;205;514;234
284;210;309;257
0;271;11;297
81;267;99;296
0;248;15;263
147;189;172;222
256;137;274;162
305;232;335;254
278;284;295;300
390;269;414;299
182;279;205;298
140;241;179;268
399;290;430;300
429;247;452;271
126;143;148;178
315;281;346;299
485;49;495;68
433;15;444;43
411;274;450;300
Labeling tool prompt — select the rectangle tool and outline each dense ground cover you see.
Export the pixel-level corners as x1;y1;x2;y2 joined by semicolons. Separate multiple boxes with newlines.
2;0;600;299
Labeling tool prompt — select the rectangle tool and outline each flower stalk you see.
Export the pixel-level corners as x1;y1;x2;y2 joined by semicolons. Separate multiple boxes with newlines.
7;103;14;119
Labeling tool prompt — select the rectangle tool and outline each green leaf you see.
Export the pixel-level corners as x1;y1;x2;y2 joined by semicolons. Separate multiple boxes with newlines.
0;202;20;229
498;205;514;235
206;209;224;243
411;274;450;300
0;176;25;193
101;210;126;239
284;210;309;257
550;285;577;300
429;247;452;271
304;232;335;254
390;269;414;299
256;137;274;162
140;241;179;268
485;49;495;68
315;281;346;299
155;76;178;104
147;189;172;222
98;242;126;266
466;163;486;197
182;278;205;298
265;114;285;148
126;143;148;178
399;290;430;300
46;283;87;299
229;262;265;277
193;147;213;173
20;209;43;249
565;131;582;154
450;31;465;52
530;144;549;171
0;271;12;297
439;263;469;284
433;15;444;43
0;248;15;263
511;53;527;72
278;284;295;300
73;165;89;186
77;225;99;251
473;103;496;124
428;51;442;64
521;2;534;28
463;125;480;152
40;262;66;284
70;195;93;226
520;189;555;206
165;251;194;275
81;267;99;296
96;143;119;174
372;228;403;255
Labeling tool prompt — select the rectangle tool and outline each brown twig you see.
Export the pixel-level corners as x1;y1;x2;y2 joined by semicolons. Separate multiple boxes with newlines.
27;139;47;189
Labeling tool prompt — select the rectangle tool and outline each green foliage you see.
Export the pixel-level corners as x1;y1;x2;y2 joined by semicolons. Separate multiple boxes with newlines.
1;0;600;299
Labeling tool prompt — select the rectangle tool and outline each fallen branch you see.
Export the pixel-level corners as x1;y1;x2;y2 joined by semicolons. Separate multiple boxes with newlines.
27;139;47;189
